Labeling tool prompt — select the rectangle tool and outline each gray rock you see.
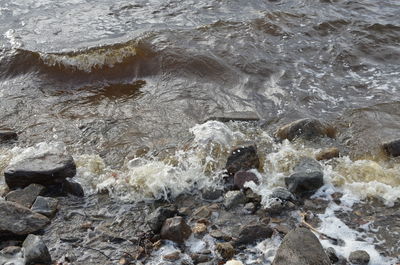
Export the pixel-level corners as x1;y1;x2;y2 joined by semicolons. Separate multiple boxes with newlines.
276;118;326;141
348;250;370;265
233;171;259;189
270;187;295;201
192;206;211;219
205;111;260;123
147;205;177;233
22;234;52;265
226;146;260;176
326;247;339;263
316;147;340;161
294;157;323;173
0;129;18;142
216;242;235;260
383;139;400;157
0;246;24;265
4;150;76;189
236;223;273;245
31;196;58;218
272;227;331;265
62;180;84;197
243;202;256;213
160;216;191;243
5;184;45;208
0;201;50;237
201;188;224;201
223;191;246;209
209;230;232;241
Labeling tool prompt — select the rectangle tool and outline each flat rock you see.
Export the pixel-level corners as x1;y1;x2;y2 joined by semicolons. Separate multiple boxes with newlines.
272;227;331;265
236;223;273;245
233;171;259;189
0;201;50;237
22;234;52;265
0;129;18;142
224;190;246;209
160;216;191;243
348;250;370;265
276;118;326;141
382;139;400;157
5;184;45;208
4;149;76;189
226;146;260;176
31;196;59;218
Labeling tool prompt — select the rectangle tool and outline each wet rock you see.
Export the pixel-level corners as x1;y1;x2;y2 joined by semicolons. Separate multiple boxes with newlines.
147;205;177;233
382;139;400;157
210;230;232;241
316;147;340;161
22;234;52;265
233;171;259;189
276;118;326;141
192;223;207;235
243;202;256;213
304;199;330;213
244;188;262;204
160;216;191;243
192;206;212;219
5;183;45;208
191;253;212;263
224;191;246;209
270;187;295;202
236;223;273;245
0;201;50;237
272;227;330;265
0;246;24;265
216;242;235;260
225;260;244;265
201;188;224;201
31;196;58;218
348;250;370;265
4;149;77;189
326;247;339;263
205;111;260;123
178;207;191;216
62;180;84;197
163;251;181;261
0;129;18;142
226;146;260;176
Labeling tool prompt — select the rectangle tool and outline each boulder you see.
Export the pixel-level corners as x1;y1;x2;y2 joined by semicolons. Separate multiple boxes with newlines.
0;201;50;237
316;147;340;161
382;139;400;157
160;216;191;243
235;223;273;245
31;196;59;218
276;118;326;141
146;205;177;233
4;150;76;189
226;146;260;176
233;171;259;189
216;242;235;260
5;184;45;208
223;191;246;209
272;227;331;265
348;250;370;265
0;129;18;142
22;234;52;265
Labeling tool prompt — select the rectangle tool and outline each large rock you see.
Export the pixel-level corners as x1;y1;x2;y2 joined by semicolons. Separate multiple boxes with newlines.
22;234;52;265
160;216;191;243
276;118;326;141
233;171;259;189
0;129;18;142
5;184;45;208
4;150;76;189
146;205;177;233
272;227;331;265
382;139;400;157
0;201;50;237
235;223;273;245
226;146;260;176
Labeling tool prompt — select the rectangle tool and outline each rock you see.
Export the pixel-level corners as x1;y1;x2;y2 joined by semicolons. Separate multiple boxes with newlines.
62;180;84;197
22;234;52;265
236;223;273;245
223;191;246;209
382;139;400;157
276;118;327;141
210;230;232;241
294;157;323;172
5;184;45;208
216;242;235;260
272;227;331;265
348;250;370;265
191;253;212;263
316;147;340;161
192;223;207;235
192;206;212;219
31;196;59;218
178;207;191;216
225;260;244;265
0;129;18;142
326;247;339;263
160;216;191;243
201;188;224;201
226;146;260;176
4;149;77;189
0;201;50;237
163;251;180;261
205;111;260;123
244;189;262;204
270;187;295;201
0;246;24;265
147;205;177;233
243;202;256;213
233;171;259;189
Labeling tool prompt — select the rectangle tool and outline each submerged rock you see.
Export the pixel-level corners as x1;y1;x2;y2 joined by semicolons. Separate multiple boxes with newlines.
160;216;191;243
223;190;246;209
147;205;177;233
272;227;330;265
348;250;370;265
31;196;59;218
22;234;52;265
5;183;45;208
0;201;50;237
382;139;400;157
316;147;340;161
276;118;326;141
216;242;235;260
235;223;273;245
233;171;259;189
226;146;260;176
4;149;76;189
0;129;18;142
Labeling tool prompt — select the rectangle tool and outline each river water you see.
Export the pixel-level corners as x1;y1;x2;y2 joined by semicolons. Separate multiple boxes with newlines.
0;0;400;264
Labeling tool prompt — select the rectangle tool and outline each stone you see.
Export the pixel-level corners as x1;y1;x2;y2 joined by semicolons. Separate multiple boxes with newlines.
236;223;273;245
163;251;180;261
5;184;45;208
146;205;177;233
348;250;370;265
178;207;191;216
160;216;191;243
209;230;232;241
243;202;256;213
201;188;224;201
0;201;50;237
316;147;340;161
226;146;260;176
233;171;259;189
62;180;84;197
191;253;212;263
0;129;18;142
216;242;235;260
22;234;52;265
192;223;207;235
0;246;24;265
192;206;211;219
244;189;262;204
270;187;295;201
31;196;59;217
205;111;260;123
382;139;400;157
4;150;76;189
225;260;244;265
272;227;331;265
276;118;327;141
223;191;246;209
326;247;339;263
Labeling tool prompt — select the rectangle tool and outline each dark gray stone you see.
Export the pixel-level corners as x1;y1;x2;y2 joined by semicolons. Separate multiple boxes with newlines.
223;191;246;209
226;146;260;176
31;196;58;218
0;201;49;237
160;216;191;243
0;129;17;142
62;180;84;197
276;118;326;141
22;234;52;265
201;188;223;201
205;111;260;123
4;150;76;189
326;247;339;263
236;223;273;245
348;250;370;265
270;187;295;202
383;139;400;157
272;227;331;265
5;184;45;208
233;171;259;189
147;205;177;233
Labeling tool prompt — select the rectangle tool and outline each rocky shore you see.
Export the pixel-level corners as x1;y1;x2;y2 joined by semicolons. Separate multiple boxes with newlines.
1;118;399;265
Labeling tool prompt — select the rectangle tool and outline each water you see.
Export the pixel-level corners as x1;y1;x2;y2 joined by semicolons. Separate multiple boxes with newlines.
0;0;400;264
